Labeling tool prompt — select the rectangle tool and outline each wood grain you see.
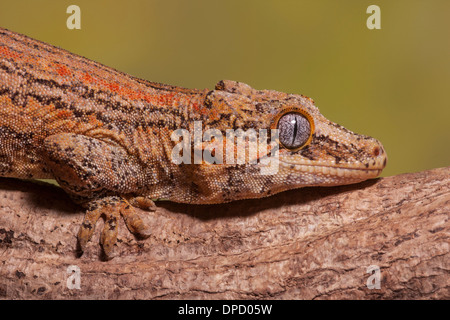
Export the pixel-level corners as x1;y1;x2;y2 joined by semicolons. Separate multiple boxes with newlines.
0;167;449;299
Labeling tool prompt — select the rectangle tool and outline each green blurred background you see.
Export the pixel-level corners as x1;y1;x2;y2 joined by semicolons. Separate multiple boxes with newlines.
1;0;449;177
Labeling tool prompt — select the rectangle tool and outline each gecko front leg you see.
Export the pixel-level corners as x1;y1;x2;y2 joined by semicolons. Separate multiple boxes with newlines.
42;133;153;258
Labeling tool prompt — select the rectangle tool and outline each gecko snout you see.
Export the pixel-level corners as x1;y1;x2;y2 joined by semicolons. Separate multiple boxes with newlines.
371;142;387;169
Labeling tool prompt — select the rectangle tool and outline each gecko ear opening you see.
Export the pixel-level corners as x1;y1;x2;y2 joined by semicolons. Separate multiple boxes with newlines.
215;80;255;96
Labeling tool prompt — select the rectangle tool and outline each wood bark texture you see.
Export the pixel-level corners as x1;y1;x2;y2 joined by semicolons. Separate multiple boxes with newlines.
0;167;449;300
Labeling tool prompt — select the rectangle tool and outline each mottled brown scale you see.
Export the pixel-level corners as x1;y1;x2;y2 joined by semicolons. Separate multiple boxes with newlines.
0;27;387;259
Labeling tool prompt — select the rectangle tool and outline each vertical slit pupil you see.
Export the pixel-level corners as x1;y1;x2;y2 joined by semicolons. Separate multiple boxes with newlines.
291;117;297;146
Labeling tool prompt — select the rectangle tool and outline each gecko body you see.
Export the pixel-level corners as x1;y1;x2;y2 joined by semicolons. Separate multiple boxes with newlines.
0;28;386;258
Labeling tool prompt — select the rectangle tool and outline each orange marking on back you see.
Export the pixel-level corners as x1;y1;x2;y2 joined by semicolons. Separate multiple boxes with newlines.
81;72;95;84
106;82;120;93
0;46;20;59
56;64;72;77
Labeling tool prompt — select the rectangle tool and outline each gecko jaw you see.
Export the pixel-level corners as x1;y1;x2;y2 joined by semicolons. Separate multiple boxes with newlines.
280;162;383;179
278;151;387;182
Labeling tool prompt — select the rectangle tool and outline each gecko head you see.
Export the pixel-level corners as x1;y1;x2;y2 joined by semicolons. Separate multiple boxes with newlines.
210;80;387;189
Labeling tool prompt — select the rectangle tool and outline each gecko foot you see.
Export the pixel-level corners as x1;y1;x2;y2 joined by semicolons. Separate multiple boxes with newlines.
77;196;152;259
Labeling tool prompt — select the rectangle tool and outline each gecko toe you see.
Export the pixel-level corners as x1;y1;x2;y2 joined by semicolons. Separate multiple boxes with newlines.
100;210;120;259
77;205;102;255
120;202;152;239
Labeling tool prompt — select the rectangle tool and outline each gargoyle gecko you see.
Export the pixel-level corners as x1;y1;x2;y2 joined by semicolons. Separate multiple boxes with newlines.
0;28;387;258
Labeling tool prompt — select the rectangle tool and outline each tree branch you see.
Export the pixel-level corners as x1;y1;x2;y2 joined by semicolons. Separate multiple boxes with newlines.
0;167;449;299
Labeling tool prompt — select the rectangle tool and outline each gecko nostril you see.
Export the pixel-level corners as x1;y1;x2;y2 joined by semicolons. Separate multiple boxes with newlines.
373;146;380;157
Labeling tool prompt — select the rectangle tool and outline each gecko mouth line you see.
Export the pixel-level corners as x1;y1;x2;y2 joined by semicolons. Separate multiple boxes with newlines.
278;161;385;178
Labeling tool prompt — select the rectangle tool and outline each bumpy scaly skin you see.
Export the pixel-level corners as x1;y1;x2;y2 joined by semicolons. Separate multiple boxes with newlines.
0;28;386;258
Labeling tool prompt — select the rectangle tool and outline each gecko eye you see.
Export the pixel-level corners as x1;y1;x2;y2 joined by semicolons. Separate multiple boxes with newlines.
272;108;314;151
278;113;311;149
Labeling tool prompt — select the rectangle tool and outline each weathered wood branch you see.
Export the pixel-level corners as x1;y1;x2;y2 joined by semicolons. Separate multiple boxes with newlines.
0;167;449;299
